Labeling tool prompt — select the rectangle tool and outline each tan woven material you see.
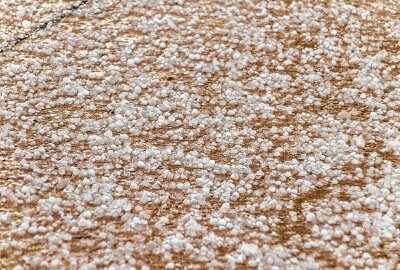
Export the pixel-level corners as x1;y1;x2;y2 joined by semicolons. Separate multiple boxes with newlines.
1;0;400;269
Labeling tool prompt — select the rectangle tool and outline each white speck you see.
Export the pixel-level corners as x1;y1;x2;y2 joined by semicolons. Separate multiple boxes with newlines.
306;212;316;223
22;20;31;29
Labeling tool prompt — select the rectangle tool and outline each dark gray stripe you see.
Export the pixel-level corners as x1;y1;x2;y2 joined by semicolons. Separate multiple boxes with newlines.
0;0;89;54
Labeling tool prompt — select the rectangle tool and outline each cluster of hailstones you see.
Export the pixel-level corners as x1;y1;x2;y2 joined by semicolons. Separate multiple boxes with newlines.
1;0;400;269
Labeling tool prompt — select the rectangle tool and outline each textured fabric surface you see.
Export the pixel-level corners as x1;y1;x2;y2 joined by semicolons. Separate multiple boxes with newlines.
1;0;400;269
